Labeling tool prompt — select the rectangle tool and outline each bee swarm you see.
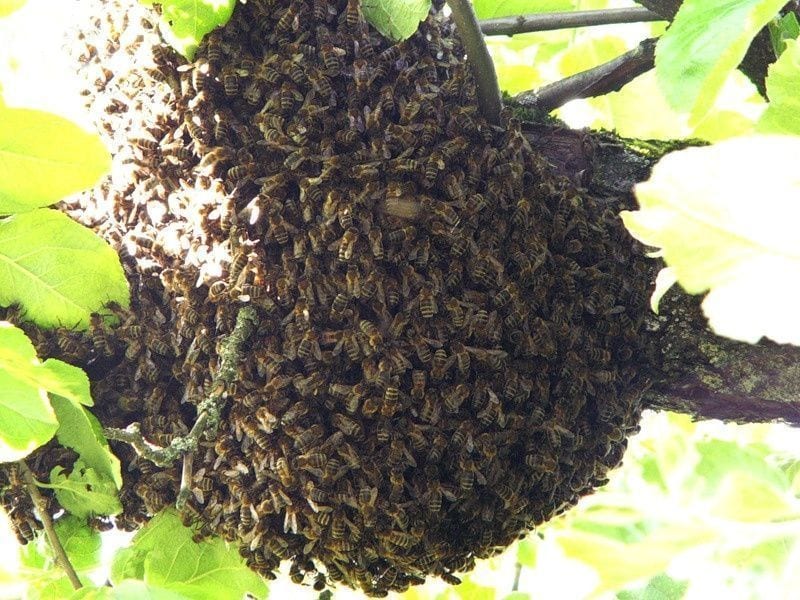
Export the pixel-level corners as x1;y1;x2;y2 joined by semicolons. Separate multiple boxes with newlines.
0;0;652;595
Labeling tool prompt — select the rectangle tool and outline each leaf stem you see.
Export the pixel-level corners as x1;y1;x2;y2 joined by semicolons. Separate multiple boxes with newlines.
480;7;664;36
18;460;82;590
446;0;503;125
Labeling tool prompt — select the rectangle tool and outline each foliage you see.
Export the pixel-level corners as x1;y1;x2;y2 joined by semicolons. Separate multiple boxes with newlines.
0;209;129;330
0;323;59;461
622;135;800;344
655;0;786;123
42;462;122;517
0;106;110;214
0;1;799;599
50;394;122;488
363;0;431;41
138;0;236;60
757;38;800;134
110;509;269;600
17;515;102;596
472;0;575;19
0;0;24;18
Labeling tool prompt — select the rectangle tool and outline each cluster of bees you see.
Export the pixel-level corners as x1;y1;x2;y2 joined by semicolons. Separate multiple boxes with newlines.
0;0;653;595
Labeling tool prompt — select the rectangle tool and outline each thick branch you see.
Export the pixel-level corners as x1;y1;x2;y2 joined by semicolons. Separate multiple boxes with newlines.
514;38;656;115
19;461;82;590
565;130;800;426
642;289;800;426
480;7;664;37
446;0;502;125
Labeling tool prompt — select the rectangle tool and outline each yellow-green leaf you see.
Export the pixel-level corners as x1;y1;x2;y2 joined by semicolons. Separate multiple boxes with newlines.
0;106;109;213
711;471;798;522
655;0;787;122
0;323;57;461
622;134;800;345
142;0;236;60
363;0;430;41
757;39;800;135
0;0;26;18
0;208;129;330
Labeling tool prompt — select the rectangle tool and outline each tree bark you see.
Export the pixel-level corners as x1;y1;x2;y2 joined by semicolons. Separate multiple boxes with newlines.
524;123;800;427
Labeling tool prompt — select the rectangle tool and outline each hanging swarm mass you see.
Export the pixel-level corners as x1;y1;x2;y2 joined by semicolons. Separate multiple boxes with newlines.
0;0;654;594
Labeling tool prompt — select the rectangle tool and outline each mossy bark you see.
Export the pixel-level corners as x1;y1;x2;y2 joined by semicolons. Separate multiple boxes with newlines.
527;122;800;427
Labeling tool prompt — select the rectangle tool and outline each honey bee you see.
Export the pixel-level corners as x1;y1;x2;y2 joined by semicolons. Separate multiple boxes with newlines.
206;31;222;63
441;572;462;586
358;319;383;349
220;66;239;97
148;334;174;357
131;134;159;151
353;58;370;93
346;0;361;27
308;67;334;99
89;313;114;356
137;356;159;383
337;227;359;262
417;284;437;319
419;394;440;424
331;413;363;439
430;348;448;381
321;43;345;76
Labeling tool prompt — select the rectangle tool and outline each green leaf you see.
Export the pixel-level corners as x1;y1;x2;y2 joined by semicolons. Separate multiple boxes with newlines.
0;208;129;330
655;0;787;121
0;106;109;213
0;330;91;406
557;523;716;594
18;516;101;597
617;573;689;600
53;515;103;572
757;39;800;135
516;538;538;567
472;0;574;19
51;394;122;488
40;359;93;407
452;576;495;600
110;509;268;600
622;134;800;345
363;0;431;41
694;439;789;495
0;0;26;18
143;0;236;60
721;536;796;575
768;13;800;56
710;471;798;522
70;581;189;600
0;323;57;461
43;461;122;517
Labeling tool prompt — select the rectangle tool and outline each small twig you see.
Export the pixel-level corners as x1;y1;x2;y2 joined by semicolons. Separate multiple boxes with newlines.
18;461;82;590
446;0;503;125
176;452;194;510
514;37;657;115
105;305;259;466
512;561;522;592
480;7;664;36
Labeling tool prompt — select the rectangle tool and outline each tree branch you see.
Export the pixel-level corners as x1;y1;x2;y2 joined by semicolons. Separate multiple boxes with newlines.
105;305;259;466
18;461;82;590
642;288;800;426
446;0;503;125
514;38;656;115
480;7;664;37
